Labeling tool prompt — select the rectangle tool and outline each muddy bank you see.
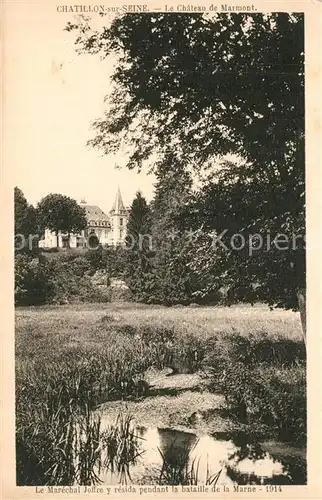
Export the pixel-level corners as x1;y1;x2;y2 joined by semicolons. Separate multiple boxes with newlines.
96;369;306;485
97;370;227;435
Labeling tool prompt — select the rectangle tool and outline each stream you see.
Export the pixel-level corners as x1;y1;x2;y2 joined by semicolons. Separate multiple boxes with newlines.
98;421;306;486
96;370;306;486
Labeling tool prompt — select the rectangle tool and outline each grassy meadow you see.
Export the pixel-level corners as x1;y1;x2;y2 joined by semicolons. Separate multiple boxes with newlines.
15;302;306;485
16;302;302;358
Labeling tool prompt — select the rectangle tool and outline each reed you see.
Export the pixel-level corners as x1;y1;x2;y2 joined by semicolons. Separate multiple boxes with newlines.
101;413;145;484
157;439;222;486
16;304;304;485
15;328;152;485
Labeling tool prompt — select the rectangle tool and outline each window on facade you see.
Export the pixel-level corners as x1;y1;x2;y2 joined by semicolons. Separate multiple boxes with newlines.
120;218;123;226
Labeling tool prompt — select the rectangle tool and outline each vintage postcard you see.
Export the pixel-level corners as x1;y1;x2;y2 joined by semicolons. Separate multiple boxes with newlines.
1;0;322;498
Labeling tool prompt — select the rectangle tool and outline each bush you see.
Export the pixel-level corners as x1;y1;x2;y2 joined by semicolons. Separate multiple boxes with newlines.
204;333;306;445
86;245;128;278
15;254;57;306
41;247;59;253
15;254;34;305
131;325;207;373
107;286;133;303
14;253;110;306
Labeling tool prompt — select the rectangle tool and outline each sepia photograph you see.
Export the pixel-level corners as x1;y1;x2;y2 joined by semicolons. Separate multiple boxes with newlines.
4;0;317;494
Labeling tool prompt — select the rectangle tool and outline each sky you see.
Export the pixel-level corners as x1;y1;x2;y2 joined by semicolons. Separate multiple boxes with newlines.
5;3;156;213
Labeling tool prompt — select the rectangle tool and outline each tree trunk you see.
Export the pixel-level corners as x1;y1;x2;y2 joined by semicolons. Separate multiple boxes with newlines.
297;288;306;345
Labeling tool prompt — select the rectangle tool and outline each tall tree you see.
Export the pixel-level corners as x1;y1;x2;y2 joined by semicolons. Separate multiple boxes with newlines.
68;13;305;334
148;155;199;305
37;194;87;247
190;159;305;314
14;187;38;251
124;191;154;301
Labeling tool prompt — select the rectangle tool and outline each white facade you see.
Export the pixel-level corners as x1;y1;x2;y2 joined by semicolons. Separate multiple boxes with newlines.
39;188;128;249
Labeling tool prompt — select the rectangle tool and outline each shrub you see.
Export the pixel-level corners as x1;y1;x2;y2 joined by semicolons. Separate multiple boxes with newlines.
204;333;306;445
15;254;34;305
107;286;133;303
137;326;207;373
14;254;110;306
41;247;59;253
86;245;106;273
15;255;57;306
168;333;207;373
85;245;128;278
101;413;144;482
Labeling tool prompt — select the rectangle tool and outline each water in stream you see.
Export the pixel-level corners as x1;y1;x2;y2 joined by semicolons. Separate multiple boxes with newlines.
98;423;306;486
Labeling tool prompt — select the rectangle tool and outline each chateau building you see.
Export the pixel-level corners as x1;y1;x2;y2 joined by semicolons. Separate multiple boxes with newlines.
39;188;128;248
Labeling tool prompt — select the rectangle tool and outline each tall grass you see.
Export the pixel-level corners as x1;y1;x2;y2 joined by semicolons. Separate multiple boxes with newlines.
16;404;143;486
16;322;181;485
101;414;145;484
157;438;222;486
15;339;152;485
204;332;306;445
16;305;305;485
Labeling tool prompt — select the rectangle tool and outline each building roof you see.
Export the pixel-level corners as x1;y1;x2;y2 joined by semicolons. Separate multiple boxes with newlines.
110;187;127;214
81;204;109;222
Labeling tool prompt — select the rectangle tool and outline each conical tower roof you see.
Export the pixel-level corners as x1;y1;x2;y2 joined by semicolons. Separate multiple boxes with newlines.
110;186;126;214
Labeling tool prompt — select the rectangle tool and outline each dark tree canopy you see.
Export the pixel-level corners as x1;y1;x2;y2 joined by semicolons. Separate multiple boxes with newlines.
14;187;38;250
37;194;87;247
67;13;305;330
125;190;152;252
124;191;154;301
67;12;304;175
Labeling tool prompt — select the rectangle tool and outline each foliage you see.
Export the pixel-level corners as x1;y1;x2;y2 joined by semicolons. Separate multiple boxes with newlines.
101;413;144;483
146;160;195;305
16;409;103;486
14;254;33;305
123;191;155;301
189;159;305;310
114;164;222;306
67;13;305;315
16;338;150;485
14;187;39;251
14;254;57;306
37;194;87;247
132;324;206;373
86;244;128;278
16;304;306;484
157;438;199;485
204;332;306;445
107;286;134;303
14;253;109;306
106;246;128;278
67;13;303;170
157;438;222;486
148;230;222;306
86;244;106;272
